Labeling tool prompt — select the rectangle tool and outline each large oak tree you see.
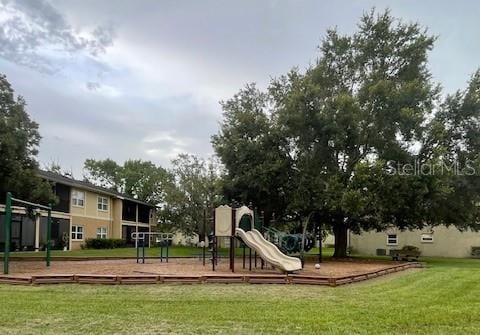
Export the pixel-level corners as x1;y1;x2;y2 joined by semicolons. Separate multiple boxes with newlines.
213;10;480;257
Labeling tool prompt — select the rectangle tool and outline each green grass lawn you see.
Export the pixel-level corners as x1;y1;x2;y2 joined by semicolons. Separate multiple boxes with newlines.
0;257;479;334
6;246;207;258
4;246;335;258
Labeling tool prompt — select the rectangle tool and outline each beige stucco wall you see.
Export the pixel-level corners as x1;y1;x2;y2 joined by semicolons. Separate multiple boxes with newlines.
349;226;480;258
111;198;123;239
68;188;118;250
70;216;112;250
70;188;112;219
65;188;158;249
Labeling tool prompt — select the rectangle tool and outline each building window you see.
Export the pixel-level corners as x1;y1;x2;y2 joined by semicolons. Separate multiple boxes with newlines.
97;196;109;211
96;227;107;239
387;234;398;245
421;233;434;243
72;190;85;207
71;225;84;240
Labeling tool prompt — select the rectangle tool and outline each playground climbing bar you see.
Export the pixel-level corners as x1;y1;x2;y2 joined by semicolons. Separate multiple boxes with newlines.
3;192;53;274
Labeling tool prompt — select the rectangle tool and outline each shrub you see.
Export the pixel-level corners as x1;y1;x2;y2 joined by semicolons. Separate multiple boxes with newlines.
395;245;421;257
401;245;421;254
471;246;480;258
112;239;127;248
84;238;127;249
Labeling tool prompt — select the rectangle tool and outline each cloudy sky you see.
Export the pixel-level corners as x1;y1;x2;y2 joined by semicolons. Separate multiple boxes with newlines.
1;0;479;177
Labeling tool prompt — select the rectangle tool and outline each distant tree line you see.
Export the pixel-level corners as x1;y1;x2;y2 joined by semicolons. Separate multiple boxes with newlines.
83;154;223;239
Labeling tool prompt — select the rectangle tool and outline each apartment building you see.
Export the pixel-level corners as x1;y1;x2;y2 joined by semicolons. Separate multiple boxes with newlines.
349;226;480;258
0;170;156;251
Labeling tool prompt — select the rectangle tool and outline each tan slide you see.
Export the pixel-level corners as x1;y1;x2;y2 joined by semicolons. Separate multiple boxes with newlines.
235;228;302;272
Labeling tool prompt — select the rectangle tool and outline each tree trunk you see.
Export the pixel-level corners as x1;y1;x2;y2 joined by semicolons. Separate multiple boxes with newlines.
333;224;348;258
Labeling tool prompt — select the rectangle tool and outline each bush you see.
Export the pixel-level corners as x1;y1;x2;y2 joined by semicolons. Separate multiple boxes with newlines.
392;245;421;256
401;245;421;254
112;239;127;248
84;238;127;249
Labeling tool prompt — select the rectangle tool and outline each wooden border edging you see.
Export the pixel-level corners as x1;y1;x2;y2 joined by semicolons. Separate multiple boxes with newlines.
117;275;160;284
202;274;245;284
161;275;202;284
0;275;32;285
32;274;75;284
0;262;423;286
75;274;118;284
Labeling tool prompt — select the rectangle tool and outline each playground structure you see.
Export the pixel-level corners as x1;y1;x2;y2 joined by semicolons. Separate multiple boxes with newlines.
2;192;52;274
264;227;315;254
131;232;174;264
211;204;303;273
129;204;303;273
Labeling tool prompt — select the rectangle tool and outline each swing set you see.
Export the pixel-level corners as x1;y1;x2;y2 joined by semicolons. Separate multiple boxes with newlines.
2;192;52;274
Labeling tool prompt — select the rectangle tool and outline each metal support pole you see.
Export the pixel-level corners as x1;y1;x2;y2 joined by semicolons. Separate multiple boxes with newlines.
160;245;163;263
136;241;140;264
4;192;12;274
34;214;40;252
319;225;323;263
202;242;206;266
243;245;246;269
46;207;52;267
215;239;218;265
212;208;216;271
166;241;169;263
212;236;216;271
136;238;144;264
230;208;236;272
249;248;252;271
203;208;206;266
230;236;234;272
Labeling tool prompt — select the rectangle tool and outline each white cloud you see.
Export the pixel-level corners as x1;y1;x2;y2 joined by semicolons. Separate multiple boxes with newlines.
143;132;189;146
0;0;114;76
142;131;191;161
84;82;121;97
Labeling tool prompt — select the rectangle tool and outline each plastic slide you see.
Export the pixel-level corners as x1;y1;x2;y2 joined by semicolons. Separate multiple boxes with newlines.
235;228;302;272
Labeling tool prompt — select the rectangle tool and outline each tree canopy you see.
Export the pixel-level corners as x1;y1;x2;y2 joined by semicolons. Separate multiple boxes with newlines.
421;71;480;229
159;154;223;238
211;84;292;223
85;154;223;238
84;158;170;204
0;74;54;204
